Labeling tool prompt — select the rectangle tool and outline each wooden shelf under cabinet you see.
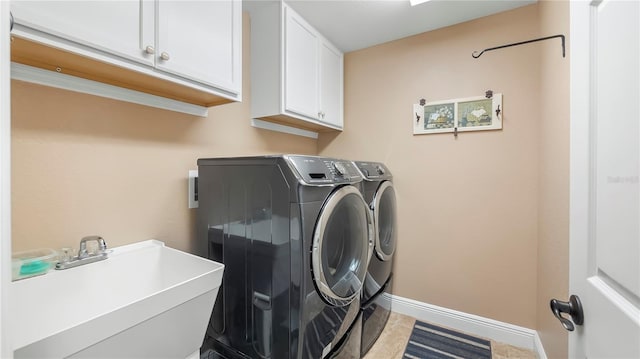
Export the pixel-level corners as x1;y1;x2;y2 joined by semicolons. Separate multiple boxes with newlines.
11;36;234;108
259;114;342;133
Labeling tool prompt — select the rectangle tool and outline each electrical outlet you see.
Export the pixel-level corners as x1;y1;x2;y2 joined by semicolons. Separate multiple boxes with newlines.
188;170;198;209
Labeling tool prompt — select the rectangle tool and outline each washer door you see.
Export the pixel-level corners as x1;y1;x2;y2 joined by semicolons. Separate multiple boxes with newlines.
372;181;397;261
312;185;373;306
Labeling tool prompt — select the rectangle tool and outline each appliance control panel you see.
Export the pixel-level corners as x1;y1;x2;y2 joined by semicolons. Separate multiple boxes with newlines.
353;161;392;180
285;155;362;184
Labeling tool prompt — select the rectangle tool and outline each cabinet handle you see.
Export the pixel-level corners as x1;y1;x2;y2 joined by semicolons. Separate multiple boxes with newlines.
160;52;170;61
144;45;155;55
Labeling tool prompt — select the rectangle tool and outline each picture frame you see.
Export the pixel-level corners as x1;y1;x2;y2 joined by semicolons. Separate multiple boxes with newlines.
413;93;503;135
456;93;502;132
413;100;455;135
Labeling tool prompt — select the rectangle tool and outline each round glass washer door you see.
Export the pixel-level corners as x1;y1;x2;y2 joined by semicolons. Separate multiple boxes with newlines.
373;181;397;261
311;185;373;306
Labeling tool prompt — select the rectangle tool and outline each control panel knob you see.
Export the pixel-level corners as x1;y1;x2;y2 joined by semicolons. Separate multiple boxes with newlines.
333;162;347;176
376;165;385;175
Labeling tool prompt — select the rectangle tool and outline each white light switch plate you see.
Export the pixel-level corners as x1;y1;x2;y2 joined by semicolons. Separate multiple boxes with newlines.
188;170;198;209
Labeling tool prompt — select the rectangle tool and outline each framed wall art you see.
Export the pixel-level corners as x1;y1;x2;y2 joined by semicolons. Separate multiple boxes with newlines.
413;93;503;135
413;100;455;135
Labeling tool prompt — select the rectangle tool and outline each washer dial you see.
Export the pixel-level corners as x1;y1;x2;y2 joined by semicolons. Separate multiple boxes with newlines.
333;162;348;176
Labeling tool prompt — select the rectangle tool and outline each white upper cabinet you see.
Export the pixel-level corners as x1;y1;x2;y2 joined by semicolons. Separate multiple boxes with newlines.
156;0;240;94
10;1;155;66
319;41;343;129
284;8;319;121
10;0;242;110
246;1;343;131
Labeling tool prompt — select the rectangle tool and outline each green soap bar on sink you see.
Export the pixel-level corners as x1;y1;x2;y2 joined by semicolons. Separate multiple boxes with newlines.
20;260;50;275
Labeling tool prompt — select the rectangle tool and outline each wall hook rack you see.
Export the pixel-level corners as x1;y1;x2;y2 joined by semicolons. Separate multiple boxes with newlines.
472;34;565;59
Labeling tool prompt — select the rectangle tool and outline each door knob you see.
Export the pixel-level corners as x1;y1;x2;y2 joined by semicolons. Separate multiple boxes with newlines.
160;52;170;61
550;294;584;331
144;45;155;55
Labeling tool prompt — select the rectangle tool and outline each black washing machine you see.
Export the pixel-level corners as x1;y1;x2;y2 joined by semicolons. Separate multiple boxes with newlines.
352;161;397;356
197;155;374;359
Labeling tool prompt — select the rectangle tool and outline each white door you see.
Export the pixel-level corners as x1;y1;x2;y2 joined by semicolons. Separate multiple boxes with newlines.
10;0;154;66
569;1;640;358
156;0;241;94
284;5;319;121
1;3;11;358
319;41;343;128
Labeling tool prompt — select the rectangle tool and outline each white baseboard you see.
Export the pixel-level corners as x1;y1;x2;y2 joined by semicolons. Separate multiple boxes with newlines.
533;332;548;359
390;294;547;359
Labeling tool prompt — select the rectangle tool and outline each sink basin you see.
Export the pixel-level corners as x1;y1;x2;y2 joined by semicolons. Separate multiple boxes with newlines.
10;240;224;358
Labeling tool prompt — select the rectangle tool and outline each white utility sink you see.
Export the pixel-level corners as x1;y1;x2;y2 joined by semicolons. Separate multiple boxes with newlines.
10;240;224;358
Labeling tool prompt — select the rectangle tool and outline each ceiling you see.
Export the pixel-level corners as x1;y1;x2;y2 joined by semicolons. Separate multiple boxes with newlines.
285;0;537;53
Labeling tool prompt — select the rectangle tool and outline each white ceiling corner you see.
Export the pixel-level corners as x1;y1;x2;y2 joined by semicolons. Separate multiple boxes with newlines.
285;0;538;53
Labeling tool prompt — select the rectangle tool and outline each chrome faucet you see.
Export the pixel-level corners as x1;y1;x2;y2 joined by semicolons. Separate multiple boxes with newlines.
56;235;109;270
78;235;107;259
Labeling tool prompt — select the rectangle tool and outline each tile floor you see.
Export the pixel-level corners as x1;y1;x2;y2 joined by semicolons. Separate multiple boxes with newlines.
363;312;536;359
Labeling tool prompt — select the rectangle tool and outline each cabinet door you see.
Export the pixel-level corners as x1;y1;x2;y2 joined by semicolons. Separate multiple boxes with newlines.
11;0;154;66
284;6;319;120
319;41;343;128
156;0;241;95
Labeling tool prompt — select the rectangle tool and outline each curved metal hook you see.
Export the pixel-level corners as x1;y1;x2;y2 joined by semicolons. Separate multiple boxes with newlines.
472;34;565;59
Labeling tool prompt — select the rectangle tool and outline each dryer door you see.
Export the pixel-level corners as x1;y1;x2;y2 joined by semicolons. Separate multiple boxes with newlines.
312;185;373;306
372;181;397;261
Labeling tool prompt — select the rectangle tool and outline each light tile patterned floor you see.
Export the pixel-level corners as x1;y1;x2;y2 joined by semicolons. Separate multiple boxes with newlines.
363;312;536;359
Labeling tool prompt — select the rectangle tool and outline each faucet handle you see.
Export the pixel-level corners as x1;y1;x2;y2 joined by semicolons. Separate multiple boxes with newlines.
97;237;107;252
78;235;107;258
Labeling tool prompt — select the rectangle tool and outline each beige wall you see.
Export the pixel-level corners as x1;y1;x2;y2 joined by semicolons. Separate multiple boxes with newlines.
320;5;545;328
12;4;571;352
536;1;570;358
11;14;317;253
